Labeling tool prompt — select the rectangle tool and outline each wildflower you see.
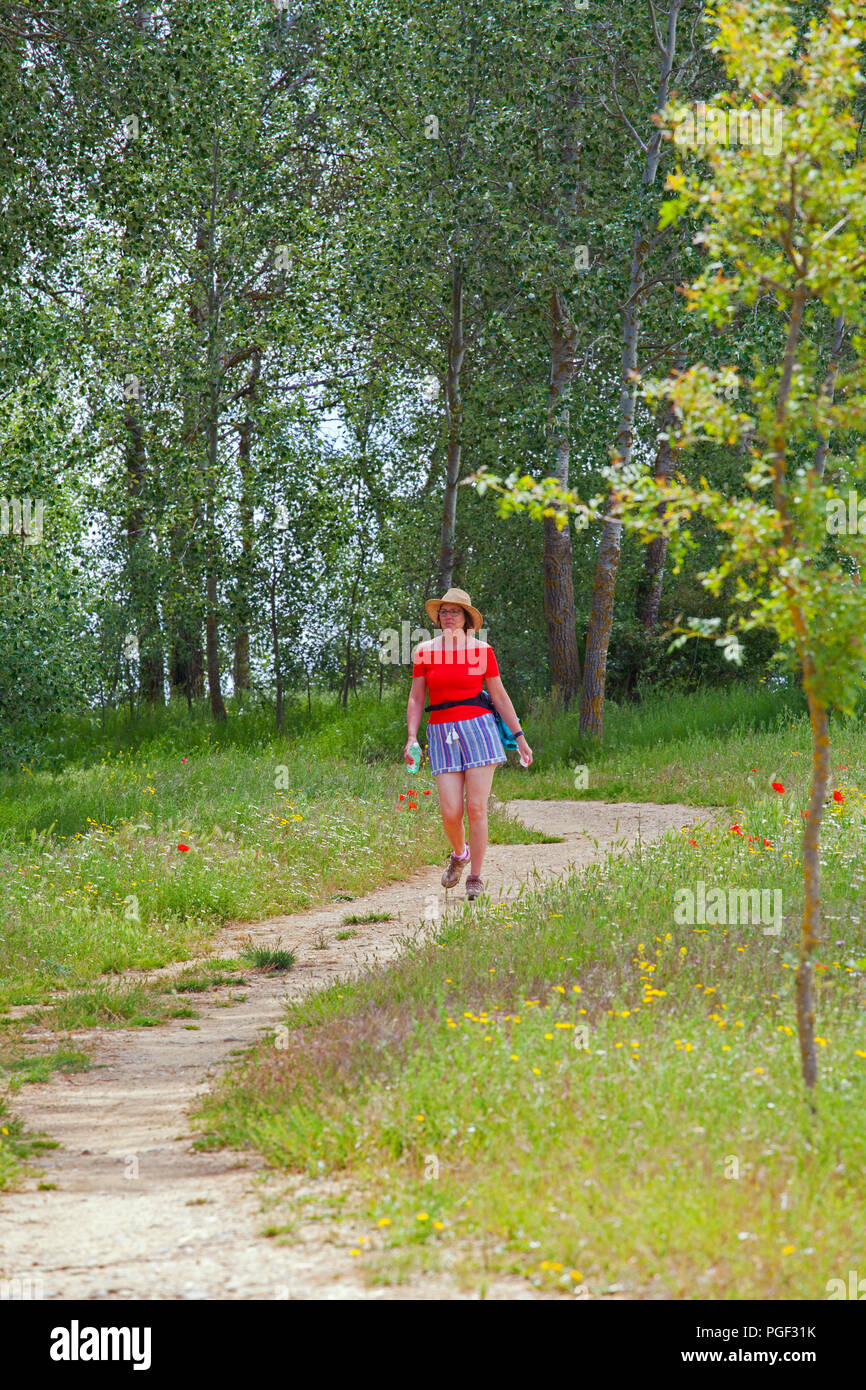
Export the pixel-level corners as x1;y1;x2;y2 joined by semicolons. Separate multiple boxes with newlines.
398;795;405;802
433;1221;444;1230
688;839;697;847
833;790;844;803
377;1217;391;1227
730;823;744;836
763;838;772;848
177;843;190;852
771;782;785;794
416;1213;429;1222
782;1245;795;1256
754;1067;765;1074
423;790;431;796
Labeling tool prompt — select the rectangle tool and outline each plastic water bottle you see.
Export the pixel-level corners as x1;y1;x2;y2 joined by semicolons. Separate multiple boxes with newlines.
407;741;422;775
519;746;531;768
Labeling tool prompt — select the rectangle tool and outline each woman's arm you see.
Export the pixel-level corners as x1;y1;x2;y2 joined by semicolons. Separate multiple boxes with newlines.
405;674;427;763
485;674;533;764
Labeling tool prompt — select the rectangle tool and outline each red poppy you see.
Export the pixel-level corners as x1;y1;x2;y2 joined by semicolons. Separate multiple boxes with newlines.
408;789;415;794
833;790;844;803
762;838;772;848
751;767;757;773
688;838;697;846
730;823;744;836
771;781;785;794
398;795;405;801
423;790;431;796
408;802;418;810
177;843;190;852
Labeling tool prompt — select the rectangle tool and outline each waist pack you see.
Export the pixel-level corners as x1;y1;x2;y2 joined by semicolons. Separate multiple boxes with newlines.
425;691;517;751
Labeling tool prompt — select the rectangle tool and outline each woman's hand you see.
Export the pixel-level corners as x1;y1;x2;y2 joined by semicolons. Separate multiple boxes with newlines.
516;734;533;766
404;740;418;766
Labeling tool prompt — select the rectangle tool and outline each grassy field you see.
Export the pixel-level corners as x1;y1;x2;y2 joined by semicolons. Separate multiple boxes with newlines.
4;682;866;1265
192;690;866;1299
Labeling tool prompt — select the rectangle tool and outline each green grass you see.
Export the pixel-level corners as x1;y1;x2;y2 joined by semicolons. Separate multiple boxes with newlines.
336;929;358;940
0;1096;60;1190
197;774;866;1298
161;963;248;993
342;911;394;926
240;943;296;972
0;1044;90;1092
0;748;455;1010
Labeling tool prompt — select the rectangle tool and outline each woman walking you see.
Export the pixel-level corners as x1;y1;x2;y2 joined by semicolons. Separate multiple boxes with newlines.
404;588;532;900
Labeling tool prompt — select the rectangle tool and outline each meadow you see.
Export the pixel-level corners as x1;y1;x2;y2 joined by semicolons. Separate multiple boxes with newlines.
3;680;865;1298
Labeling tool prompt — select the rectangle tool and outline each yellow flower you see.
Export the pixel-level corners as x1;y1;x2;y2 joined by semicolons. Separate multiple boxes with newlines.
416;1213;429;1222
532;1067;541;1075
350;1248;361;1256
754;1067;765;1074
377;1218;391;1227
544;1032;553;1040
572;985;581;994
782;1245;795;1255
569;1270;582;1282
415;1114;425;1122
433;1221;444;1230
814;1037;828;1047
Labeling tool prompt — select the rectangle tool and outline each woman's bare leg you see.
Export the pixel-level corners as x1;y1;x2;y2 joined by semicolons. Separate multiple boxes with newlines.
436;771;467;854
464;763;497;878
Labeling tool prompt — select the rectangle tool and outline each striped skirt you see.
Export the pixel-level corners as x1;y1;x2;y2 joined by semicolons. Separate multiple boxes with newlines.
426;712;507;776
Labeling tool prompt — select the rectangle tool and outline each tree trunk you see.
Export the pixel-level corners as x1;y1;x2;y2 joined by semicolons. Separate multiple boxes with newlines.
437;257;465;593
233;349;261;700
813;313;846;479
269;567;283;731
205;547;226;721
544;296;582;704
579;0;683;738
796;692;829;1091
123;401;165;704
202;139;226;724
542;1;583;705
636;365;684;630
341;546;366;710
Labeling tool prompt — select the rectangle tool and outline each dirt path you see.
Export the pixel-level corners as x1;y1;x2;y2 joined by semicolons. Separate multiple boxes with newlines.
0;799;716;1300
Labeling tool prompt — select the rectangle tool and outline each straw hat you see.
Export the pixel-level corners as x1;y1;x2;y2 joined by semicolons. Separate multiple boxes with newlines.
425;587;483;632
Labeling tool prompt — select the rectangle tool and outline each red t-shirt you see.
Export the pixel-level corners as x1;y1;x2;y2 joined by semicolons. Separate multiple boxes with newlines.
412;641;500;724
